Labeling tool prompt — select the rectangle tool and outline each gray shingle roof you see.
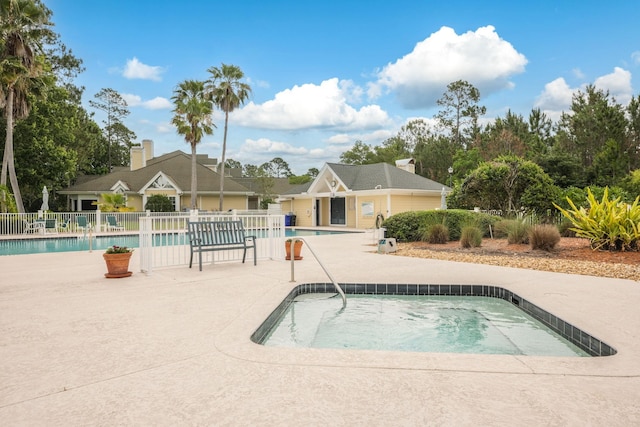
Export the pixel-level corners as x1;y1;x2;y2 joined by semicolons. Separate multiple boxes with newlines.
327;163;445;191
60;151;250;194
280;162;445;195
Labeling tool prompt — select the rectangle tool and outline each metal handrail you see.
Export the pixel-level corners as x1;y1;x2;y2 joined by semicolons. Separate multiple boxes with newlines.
289;237;346;307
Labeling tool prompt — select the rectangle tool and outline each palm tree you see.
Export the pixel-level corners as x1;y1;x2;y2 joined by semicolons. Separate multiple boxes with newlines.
206;64;251;211
0;0;54;213
171;79;214;209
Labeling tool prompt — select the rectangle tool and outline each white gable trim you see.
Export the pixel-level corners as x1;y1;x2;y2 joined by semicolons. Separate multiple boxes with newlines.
140;172;182;194
110;180;130;193
307;164;346;194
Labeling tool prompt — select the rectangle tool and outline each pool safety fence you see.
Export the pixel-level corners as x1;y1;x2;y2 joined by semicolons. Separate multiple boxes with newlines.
139;211;286;273
0;209;279;236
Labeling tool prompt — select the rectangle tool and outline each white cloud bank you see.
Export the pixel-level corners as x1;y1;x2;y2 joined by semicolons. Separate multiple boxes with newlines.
233;137;346;170
123;57;164;81
535;67;634;119
369;25;528;109
233;78;391;131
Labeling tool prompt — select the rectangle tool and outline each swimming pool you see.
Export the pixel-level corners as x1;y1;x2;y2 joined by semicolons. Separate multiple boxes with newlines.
252;283;616;357
0;228;349;256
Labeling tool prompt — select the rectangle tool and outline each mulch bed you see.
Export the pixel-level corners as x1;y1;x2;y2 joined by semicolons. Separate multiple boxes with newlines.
392;238;640;281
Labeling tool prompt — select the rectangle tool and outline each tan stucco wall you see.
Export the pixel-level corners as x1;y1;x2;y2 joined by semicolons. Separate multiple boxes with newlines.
289;198;314;227
355;195;389;229
321;199;330;226
127;195;143;211
346;196;357;228
181;195;248;211
389;194;441;215
280;200;292;213
278;193;442;229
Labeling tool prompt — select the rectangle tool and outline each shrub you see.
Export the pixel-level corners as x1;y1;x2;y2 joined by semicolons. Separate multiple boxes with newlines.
554;187;640;251
145;194;174;212
381;211;428;241
557;218;576;237
422;223;449;244
528;224;561;251
495;219;530;244
383;209;501;242
460;226;483;248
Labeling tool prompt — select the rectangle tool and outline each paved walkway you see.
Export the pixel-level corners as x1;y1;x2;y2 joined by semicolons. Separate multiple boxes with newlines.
1;232;639;426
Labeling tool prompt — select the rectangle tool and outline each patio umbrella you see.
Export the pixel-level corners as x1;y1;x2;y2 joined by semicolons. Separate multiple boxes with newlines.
440;187;447;210
41;186;49;211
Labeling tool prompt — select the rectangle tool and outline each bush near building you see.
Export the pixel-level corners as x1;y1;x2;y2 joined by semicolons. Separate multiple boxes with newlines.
382;209;501;242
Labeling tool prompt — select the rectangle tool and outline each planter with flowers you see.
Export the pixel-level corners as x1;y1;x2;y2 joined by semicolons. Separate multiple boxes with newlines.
285;239;303;260
103;245;133;278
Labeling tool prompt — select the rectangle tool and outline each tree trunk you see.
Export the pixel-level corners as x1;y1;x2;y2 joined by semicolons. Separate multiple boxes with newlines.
218;109;229;211
191;143;197;209
2;88;25;213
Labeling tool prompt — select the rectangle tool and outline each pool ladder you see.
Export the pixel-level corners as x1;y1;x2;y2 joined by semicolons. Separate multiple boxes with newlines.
289;237;347;307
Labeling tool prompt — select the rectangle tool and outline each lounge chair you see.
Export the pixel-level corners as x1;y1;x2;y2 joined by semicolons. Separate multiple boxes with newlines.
105;215;125;232
58;218;72;232
76;215;91;233
44;219;58;234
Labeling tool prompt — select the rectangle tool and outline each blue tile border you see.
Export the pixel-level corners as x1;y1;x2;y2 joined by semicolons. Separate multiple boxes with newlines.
251;283;616;357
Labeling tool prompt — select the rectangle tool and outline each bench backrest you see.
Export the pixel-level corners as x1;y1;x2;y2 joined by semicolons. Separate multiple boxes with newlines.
188;221;247;246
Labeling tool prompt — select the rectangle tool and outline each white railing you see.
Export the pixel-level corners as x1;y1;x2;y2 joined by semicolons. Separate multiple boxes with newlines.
138;210;286;274
0;210;275;236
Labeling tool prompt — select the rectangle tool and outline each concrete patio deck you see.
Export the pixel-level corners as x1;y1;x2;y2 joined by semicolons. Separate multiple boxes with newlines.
1;231;639;426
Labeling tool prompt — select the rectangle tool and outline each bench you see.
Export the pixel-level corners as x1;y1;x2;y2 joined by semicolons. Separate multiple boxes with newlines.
187;220;257;271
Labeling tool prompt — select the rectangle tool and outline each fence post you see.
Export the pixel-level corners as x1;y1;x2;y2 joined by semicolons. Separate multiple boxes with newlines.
139;213;153;274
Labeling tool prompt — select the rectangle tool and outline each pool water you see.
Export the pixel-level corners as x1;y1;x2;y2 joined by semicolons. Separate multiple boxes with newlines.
261;294;590;357
0;228;348;256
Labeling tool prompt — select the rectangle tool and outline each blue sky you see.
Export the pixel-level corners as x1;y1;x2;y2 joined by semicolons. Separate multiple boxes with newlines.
47;0;640;174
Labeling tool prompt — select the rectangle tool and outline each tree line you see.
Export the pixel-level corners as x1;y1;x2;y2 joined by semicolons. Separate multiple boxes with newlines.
339;80;640;217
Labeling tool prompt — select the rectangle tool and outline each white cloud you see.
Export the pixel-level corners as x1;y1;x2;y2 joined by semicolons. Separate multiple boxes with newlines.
632;51;640;65
233;78;391;131
534;78;574;112
122;93;172;110
123;57;164;81
326;129;395;146
121;93;142;106
369;25;527;109
143;97;173;110
535;67;634;120
240;138;309;155
326;134;351;145
534;67;633;120
594;67;633;105
233;138;313;169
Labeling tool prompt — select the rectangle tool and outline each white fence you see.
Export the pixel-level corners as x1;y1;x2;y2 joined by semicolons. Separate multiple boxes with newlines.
0;210;277;236
138;210;286;274
0;210;286;273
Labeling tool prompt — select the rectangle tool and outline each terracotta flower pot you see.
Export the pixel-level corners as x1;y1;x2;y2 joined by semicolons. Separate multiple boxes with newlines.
285;240;303;260
103;252;133;278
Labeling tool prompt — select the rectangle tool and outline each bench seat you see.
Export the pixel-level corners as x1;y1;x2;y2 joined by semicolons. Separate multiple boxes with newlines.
187;220;257;271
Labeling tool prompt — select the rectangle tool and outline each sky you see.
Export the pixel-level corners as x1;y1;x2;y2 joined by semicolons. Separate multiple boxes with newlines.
46;0;640;175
